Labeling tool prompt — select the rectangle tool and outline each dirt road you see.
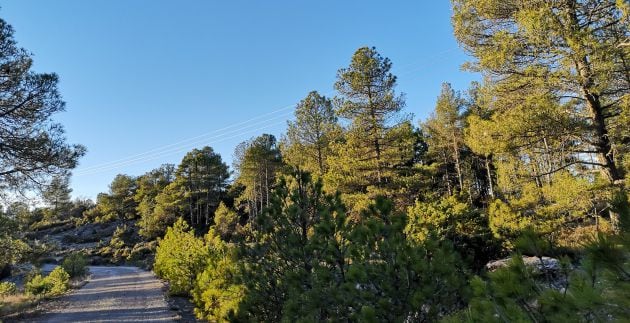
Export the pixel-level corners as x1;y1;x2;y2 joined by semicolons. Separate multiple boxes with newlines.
28;266;179;322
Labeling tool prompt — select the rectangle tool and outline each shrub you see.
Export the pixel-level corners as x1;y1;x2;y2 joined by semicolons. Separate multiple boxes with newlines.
0;282;17;296
154;218;208;296
25;266;69;297
25;274;50;296
61;253;89;278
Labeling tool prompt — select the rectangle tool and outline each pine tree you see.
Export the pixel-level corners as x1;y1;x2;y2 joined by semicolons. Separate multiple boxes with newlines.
42;175;73;218
452;0;630;230
422;83;467;196
134;164;175;227
283;91;340;177
0;18;85;192
233;134;283;218
327;47;414;211
177;146;230;227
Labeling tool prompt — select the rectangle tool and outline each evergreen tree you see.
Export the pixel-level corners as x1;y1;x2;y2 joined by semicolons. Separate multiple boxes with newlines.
192;228;244;321
422;83;467;196
233;134;283;218
327;47;415;211
41;175;73;218
137;180;186;240
283;91;340;177
213;202;239;241
452;0;629;230
134;164;175;225
84;174;138;223
176;146;230;227
108;174;139;222
0;18;85;193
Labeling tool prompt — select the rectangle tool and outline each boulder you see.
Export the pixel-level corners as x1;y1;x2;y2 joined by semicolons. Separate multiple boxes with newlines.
486;256;561;273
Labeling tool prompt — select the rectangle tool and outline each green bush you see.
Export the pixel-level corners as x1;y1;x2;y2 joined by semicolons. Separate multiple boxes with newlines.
25;274;50;296
61;253;89;278
25;266;70;297
0;281;17;296
154;218;208;296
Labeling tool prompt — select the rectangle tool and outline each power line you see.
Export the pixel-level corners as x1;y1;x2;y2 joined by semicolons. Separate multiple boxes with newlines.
74;48;460;176
74;116;290;176
76;104;296;173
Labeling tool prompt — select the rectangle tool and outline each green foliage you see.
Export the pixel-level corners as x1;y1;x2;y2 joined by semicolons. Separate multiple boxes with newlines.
407;196;497;268
326;47;414;211
25;266;70;297
84;174;138;223
107;224;137;263
0;214;30;270
448;231;630;322
0;17;85;192
176;146;230;228
231;171;469;321
135;164;176;239
422;83;468;196
282;91;341;177
42;175;73;220
61;252;89;278
0;282;17;296
233;134;283;217
192;230;244;321
154;218;207;296
138;180;185;240
453;0;629;232
213;202;238;241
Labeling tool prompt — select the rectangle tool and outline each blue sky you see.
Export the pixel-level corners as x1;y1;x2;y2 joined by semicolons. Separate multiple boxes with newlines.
2;1;478;200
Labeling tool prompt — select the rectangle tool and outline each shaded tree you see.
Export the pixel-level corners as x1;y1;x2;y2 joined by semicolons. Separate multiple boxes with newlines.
177;147;229;228
41;175;72;218
0;18;85;192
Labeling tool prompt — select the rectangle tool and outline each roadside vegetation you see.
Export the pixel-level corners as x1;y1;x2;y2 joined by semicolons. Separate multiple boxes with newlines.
0;0;628;322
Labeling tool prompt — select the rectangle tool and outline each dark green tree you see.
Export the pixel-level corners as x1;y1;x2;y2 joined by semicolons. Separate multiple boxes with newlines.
177;147;230;228
41;175;73;218
0;18;85;192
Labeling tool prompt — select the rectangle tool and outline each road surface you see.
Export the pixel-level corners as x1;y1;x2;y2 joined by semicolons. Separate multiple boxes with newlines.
28;266;179;323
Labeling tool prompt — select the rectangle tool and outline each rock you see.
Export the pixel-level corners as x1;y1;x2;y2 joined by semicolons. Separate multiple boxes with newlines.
486;256;561;273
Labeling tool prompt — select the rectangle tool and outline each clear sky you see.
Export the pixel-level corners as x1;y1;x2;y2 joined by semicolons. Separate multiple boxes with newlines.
1;1;478;200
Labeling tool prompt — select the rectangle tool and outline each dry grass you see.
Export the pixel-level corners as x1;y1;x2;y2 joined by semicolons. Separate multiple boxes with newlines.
0;275;90;320
555;219;614;249
0;293;38;318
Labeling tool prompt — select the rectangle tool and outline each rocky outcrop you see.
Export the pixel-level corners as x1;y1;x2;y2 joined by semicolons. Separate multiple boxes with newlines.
486;256;561;273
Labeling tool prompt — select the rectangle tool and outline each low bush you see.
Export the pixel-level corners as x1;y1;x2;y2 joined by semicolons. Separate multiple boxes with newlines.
0;281;17;296
25;274;50;296
25;266;70;297
61;252;89;278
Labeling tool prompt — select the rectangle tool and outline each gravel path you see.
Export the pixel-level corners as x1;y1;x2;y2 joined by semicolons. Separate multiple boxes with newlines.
27;266;179;323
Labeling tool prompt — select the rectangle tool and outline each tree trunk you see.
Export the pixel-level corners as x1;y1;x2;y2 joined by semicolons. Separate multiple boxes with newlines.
317;145;324;176
452;133;464;192
485;156;495;199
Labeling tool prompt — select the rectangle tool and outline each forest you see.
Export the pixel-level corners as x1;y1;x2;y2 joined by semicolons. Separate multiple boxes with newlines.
1;0;629;322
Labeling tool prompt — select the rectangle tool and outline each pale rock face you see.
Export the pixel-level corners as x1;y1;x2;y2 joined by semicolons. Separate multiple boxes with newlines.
485;256;561;273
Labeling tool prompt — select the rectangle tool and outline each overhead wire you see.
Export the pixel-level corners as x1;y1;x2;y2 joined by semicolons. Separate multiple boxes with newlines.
74;48;460;177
